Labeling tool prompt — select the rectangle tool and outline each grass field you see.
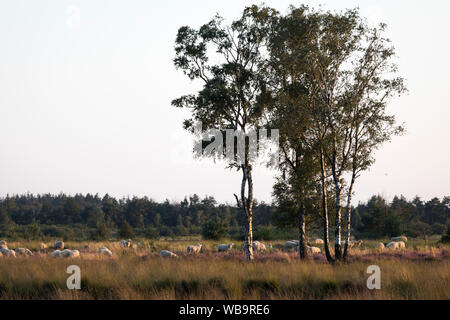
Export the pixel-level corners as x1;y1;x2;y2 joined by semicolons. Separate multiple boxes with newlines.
0;239;448;300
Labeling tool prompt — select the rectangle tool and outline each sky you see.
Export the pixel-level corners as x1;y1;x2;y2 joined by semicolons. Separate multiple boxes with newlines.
0;0;449;205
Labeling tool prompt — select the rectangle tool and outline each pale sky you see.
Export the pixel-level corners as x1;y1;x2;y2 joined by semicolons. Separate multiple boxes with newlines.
0;0;449;205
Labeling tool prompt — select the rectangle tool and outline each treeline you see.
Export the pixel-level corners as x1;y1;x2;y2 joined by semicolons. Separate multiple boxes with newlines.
0;193;448;241
0;193;276;241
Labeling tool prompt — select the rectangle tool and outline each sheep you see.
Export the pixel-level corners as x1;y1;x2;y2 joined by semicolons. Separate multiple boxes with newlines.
160;250;178;258
386;241;406;250
71;250;80;258
98;247;113;257
0;240;7;249
313;239;324;245
0;248;16;257
15;248;33;256
187;243;202;254
218;243;234;252
120;239;132;248
242;241;266;252
51;250;62;258
345;240;364;249
391;236;408;242
38;243;48;250
306;246;321;254
284;241;299;250
252;241;266;252
377;242;385;250
54;241;64;250
60;249;78;258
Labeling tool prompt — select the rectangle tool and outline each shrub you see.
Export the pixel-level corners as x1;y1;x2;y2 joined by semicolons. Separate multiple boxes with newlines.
202;217;229;240
119;222;135;239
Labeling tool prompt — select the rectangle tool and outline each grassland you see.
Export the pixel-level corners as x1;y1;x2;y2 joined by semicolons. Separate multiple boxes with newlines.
0;239;448;300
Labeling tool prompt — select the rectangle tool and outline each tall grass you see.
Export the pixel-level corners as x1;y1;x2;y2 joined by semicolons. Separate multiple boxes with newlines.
0;240;448;300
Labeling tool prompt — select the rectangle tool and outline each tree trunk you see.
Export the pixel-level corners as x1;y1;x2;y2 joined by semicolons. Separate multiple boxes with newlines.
298;203;308;260
320;150;334;263
334;181;342;261
241;162;254;263
343;172;356;261
342;194;352;261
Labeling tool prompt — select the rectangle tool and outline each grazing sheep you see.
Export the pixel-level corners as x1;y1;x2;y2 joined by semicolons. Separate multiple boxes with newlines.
51;250;62;258
386;241;406;250
15;248;33;256
391;236;408;242
252;241;266;252
120;239;132;248
377;242;385;250
346;240;364;249
72;250;80;258
0;240;7;249
242;241;266;252
306;246;321;254
284;241;299;250
160;250;178;258
187;243;202;254
98;247;113;257
218;243;234;252
0;248;16;257
54;241;64;250
60;249;80;258
314;239;324;245
38;243;48;250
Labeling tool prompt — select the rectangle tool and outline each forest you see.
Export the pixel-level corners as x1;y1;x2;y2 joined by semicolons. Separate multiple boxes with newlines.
0;193;448;241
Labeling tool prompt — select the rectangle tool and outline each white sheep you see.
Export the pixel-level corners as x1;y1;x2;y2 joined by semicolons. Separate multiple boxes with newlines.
284;240;299;250
120;239;132;248
391;236;408;242
51;250;62;258
218;243;234;252
160;250;178;258
252;241;266;252
61;249;80;258
306;246;321;254
38;243;48;250
54;241;64;250
98;247;113;257
0;248;16;257
377;242;385;250
242;241;266;252
187;243;202;254
386;241;406;249
0;240;7;249
15;248;33;256
313;239;324;245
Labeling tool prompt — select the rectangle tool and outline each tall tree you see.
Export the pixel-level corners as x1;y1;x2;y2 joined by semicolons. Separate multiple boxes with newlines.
172;5;278;262
266;6;323;259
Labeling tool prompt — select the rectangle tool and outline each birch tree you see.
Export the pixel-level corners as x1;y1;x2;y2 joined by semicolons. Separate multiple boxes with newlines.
302;8;406;261
172;6;278;262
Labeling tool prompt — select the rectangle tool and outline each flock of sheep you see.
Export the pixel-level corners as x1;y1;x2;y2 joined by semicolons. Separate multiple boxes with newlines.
0;236;409;260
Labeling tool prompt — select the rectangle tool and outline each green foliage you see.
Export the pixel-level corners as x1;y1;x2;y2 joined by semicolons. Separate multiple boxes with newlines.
254;224;276;241
90;222;110;241
23;223;41;240
202;217;229;240
119;222;135;239
145;226;159;239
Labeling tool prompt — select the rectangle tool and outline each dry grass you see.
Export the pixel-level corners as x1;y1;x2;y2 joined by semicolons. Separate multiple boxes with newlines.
0;239;448;300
